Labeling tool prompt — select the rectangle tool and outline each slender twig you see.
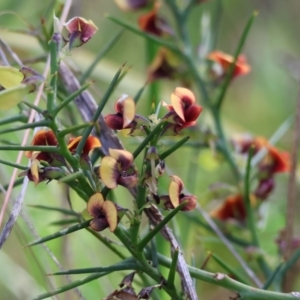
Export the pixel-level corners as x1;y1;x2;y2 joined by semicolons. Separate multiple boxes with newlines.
285;87;300;258
196;205;263;288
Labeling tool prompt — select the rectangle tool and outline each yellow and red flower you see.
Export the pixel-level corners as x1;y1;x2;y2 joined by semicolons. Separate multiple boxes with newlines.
87;193;127;232
67;135;101;156
210;194;247;222
207;50;250;79
138;4;172;36
233;135;290;174
159;175;197;211
147;48;177;82
64;17;98;48
104;95;148;136
100;148;138;189
163;87;202;134
25;129;62;165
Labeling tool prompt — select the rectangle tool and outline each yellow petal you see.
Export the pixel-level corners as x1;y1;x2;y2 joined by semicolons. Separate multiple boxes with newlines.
100;156;118;189
102;200;118;232
0;66;24;89
30;159;40;186
0;84;33;110
122;97;135;128
170;93;185;121
87;193;104;216
169;180;180;208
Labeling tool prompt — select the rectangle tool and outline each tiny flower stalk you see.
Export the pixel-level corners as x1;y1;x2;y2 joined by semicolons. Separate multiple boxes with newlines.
100;148;138;189
64;17;98;49
87;193;127;232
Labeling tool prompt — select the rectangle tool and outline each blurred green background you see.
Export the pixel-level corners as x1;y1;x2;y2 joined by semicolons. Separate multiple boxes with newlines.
0;0;299;299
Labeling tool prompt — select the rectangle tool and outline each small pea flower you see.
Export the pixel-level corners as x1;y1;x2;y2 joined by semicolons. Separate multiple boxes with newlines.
104;95;148;136
207;50;250;79
159;175;197;211
19;164;66;186
25;129;65;166
87;193;127;232
67;135;101;155
162;87;202;135
100;149;138;189
210;194;255;223
64;17;98;49
138;3;172;36
254;178;275;200
114;0;153;11
147;48;177;82
233;135;290;174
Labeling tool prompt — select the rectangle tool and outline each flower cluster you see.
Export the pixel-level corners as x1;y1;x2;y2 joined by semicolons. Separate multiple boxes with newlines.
87;193;127;232
211;135;290;224
22;129;101;185
105;87;202;136
233;135;290;200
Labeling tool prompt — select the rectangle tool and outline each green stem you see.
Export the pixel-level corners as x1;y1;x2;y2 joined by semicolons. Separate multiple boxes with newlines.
244;148;271;279
137;201;187;251
213;109;241;181
215;11;258;109
156;253;298;300
133;122;167;159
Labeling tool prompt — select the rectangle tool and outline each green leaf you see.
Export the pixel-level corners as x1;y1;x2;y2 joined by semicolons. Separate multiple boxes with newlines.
0;66;23;88
58;170;84;183
263;262;283;290
49;219;79;226
211;253;250;285
0;159;28;170
58;122;93;137
0;84;33;110
22;101;45;114
27;204;79;216
215;11;258;109
134;83;147;104
167;248;179;287
25;219;92;247
160;136;190;160
50;258;139;275
0;145;58;152
75;66;123;156
107;15;180;54
31;272;105;300
0;120;50;135
137;200;187;251
79;29;124;84
53;82;92;115
0;114;28;126
133;121;167;159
